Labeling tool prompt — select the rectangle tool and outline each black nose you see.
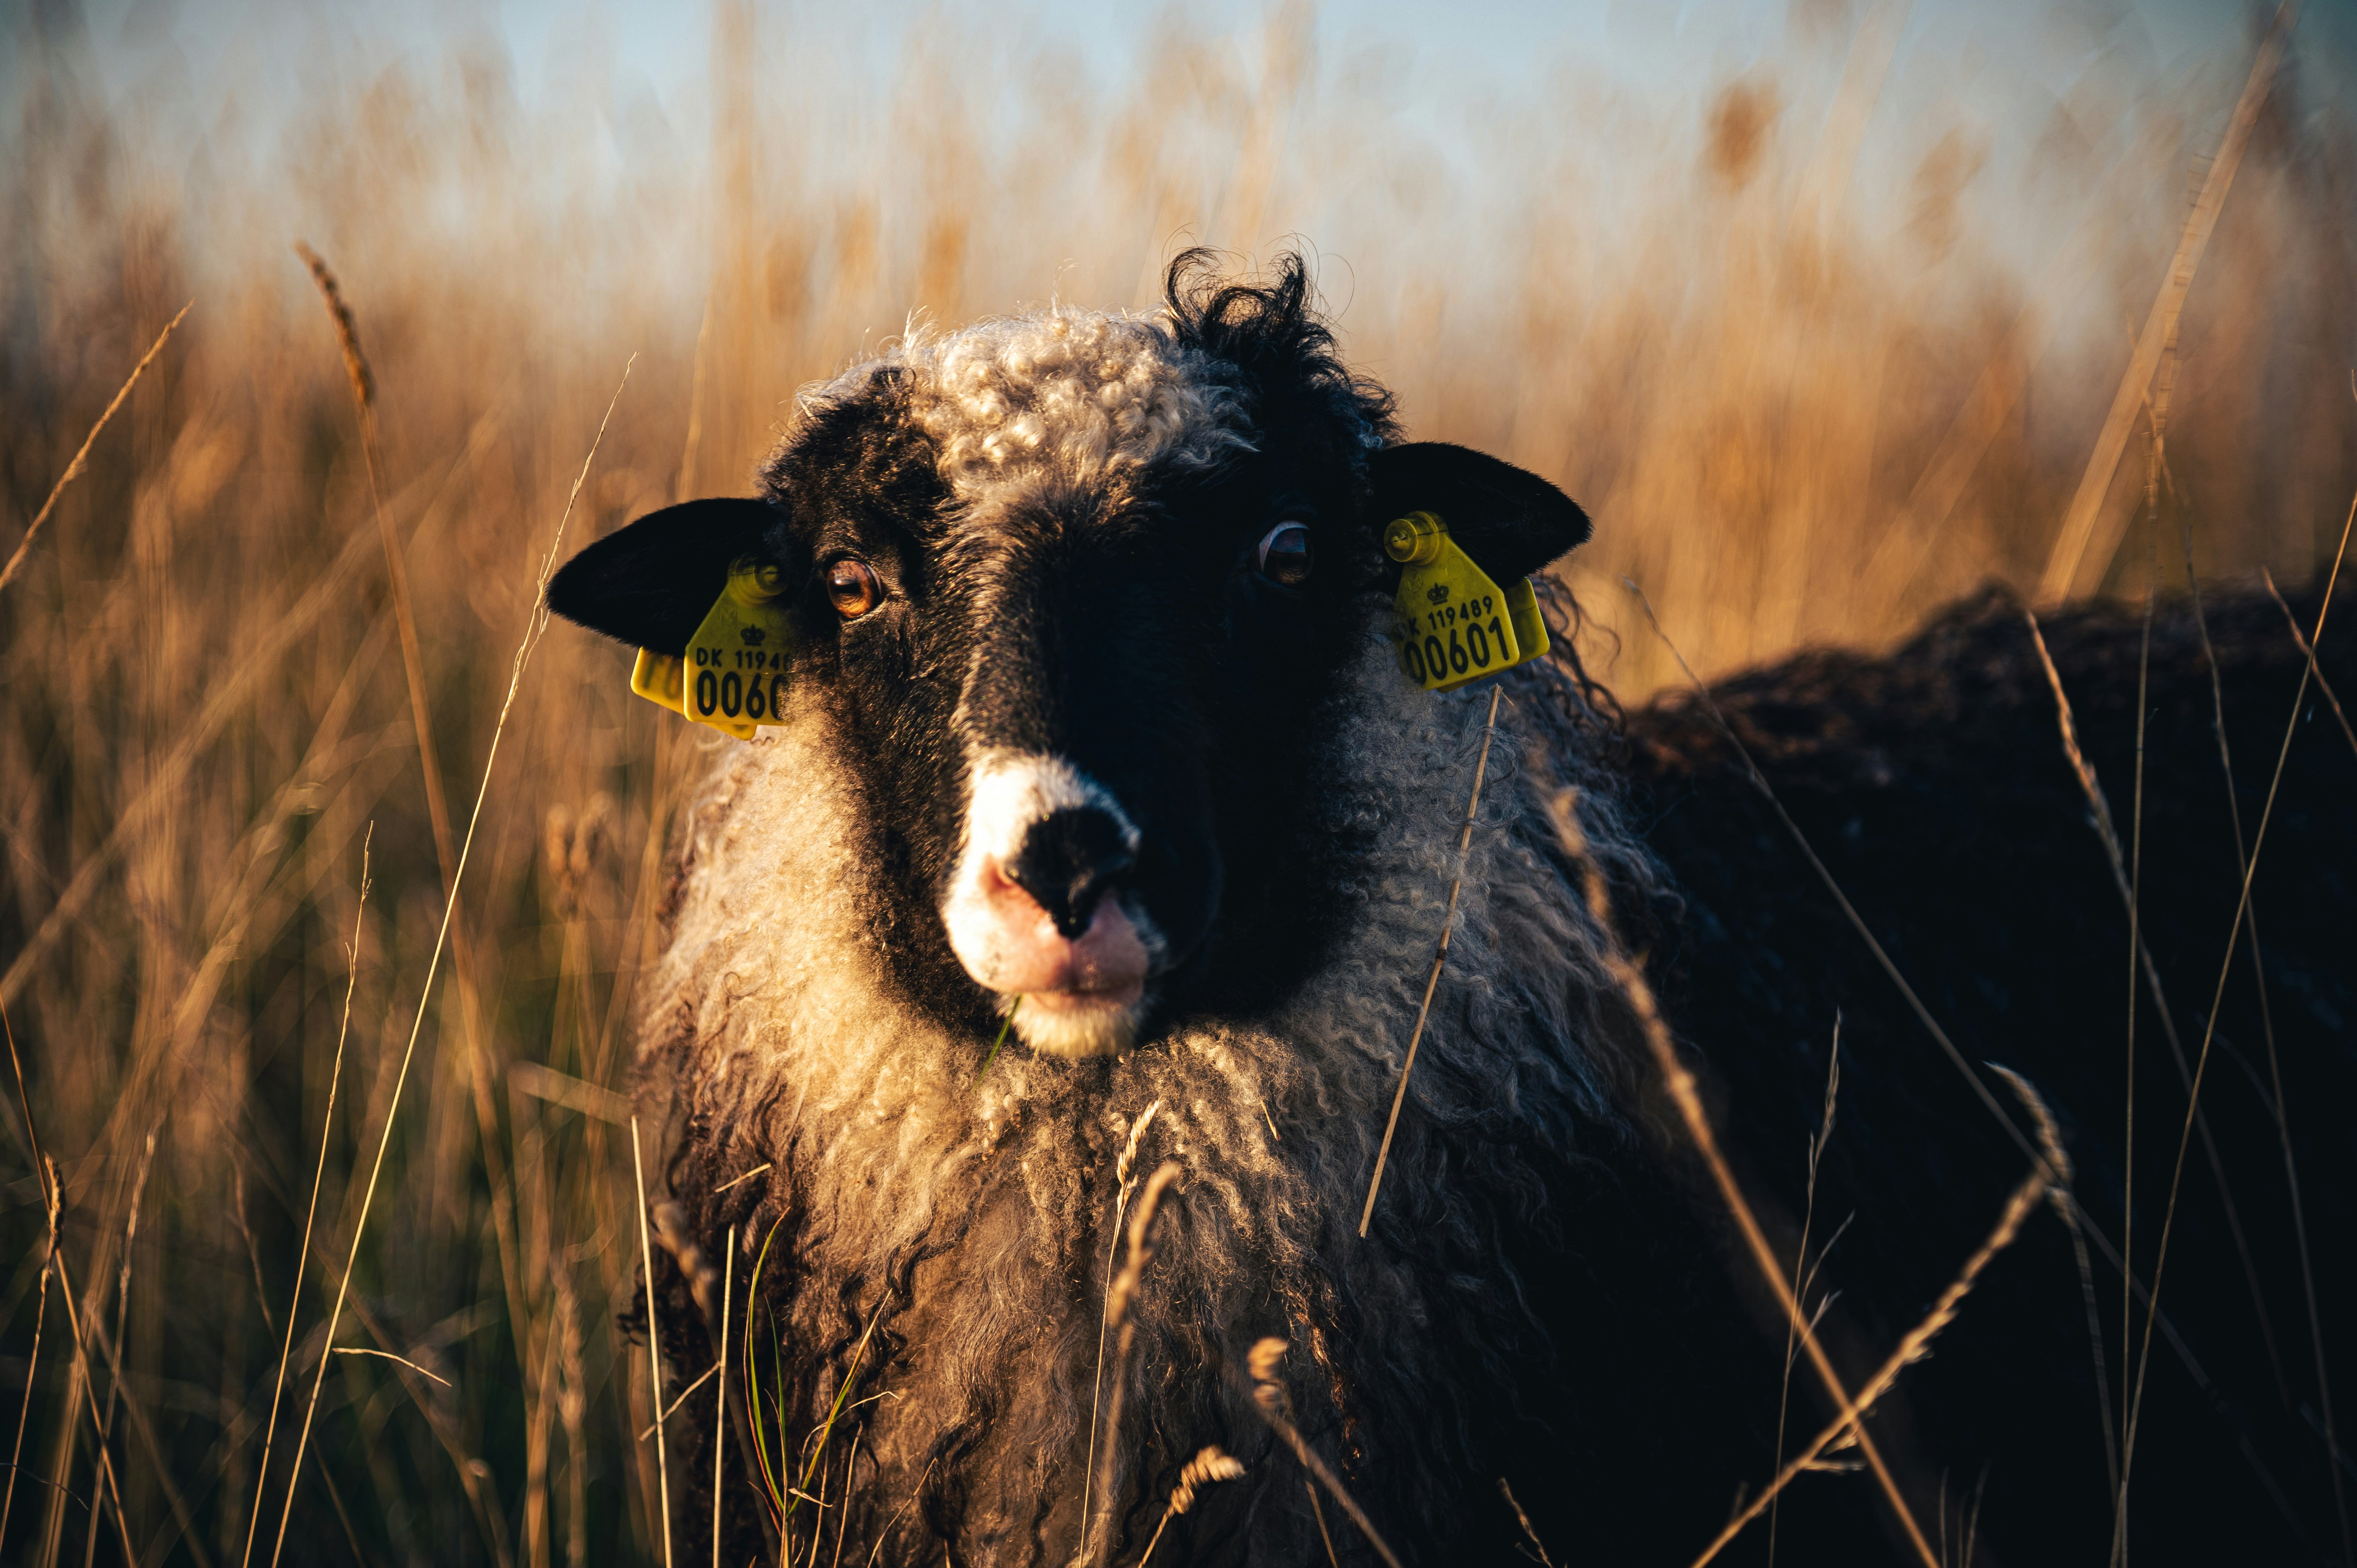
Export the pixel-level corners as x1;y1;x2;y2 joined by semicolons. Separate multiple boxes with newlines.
1005;807;1136;939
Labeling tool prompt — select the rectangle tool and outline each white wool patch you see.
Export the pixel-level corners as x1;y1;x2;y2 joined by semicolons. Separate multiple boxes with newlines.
955;748;1139;867
829;309;1253;501
998;986;1143;1058
941;750;1153;1057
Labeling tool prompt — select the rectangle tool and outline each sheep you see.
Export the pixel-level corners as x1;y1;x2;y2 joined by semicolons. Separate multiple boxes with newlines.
549;252;2355;1566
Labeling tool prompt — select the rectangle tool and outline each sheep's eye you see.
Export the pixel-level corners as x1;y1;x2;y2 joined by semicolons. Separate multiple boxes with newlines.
825;558;883;618
1255;521;1314;587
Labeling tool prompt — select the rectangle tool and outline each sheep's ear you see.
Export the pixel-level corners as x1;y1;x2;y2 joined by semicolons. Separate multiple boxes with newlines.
548;498;784;656
1365;443;1591;582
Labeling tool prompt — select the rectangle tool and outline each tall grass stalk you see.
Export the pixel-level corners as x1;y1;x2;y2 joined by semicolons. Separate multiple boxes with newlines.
1496;1478;1554;1568
1134;1446;1243;1568
713;1225;732;1568
2240;567;2357;1562
782;1299;886;1548
1684;1076;2058;1568
860;1457;935;1568
2025;593;2285;1432
830;1427;860;1568
637;1365;719;1440
1248;1338;1337;1568
2035;0;2296;602
1229;1338;1402;1568
295;241;535;1436
740;1220;783;1522
82;1121;158;1568
1086;1160;1182;1567
2112;472;2357;1566
2262;568;2357;757
239;826;371;1568
1359;682;1502;1236
8;1004;136;1566
0;302;190;596
1078;1096;1161;1557
1767;1018;1841;1568
268;360;634;1568
2;1179;55;1554
632;1117;674;1568
2004;1058;2121;1497
328;1348;451;1386
2159;457;2317;1415
1;1003;57;1557
31;1163;139;1566
1546;786;1939;1568
2122;493;2155;1500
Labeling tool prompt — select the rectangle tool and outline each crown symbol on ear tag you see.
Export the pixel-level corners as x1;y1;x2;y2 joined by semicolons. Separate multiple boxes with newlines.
1384;512;1551;693
628;561;795;740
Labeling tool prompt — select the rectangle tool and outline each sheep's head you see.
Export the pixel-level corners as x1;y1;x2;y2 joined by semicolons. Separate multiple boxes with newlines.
549;254;1589;1057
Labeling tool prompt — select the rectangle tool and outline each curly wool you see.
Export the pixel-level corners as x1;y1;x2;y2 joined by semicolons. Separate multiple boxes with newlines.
636;610;1651;1566
805;309;1258;507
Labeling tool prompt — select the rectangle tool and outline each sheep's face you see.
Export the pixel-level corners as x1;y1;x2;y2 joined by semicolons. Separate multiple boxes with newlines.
551;268;1588;1058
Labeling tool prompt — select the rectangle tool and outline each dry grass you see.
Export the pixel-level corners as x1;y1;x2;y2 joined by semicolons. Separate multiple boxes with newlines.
2113;477;2357;1565
1248;1335;1338;1567
1766;1018;1843;1568
1546;785;1938;1568
1087;1160;1183;1568
239;825;369;1568
1231;1338;1400;1568
631;1118;674;1568
0;303;189;596
1358;682;1500;1236
2;4;2353;1564
1078;1096;1162;1558
1691;1065;2073;1568
1133;1446;1244;1568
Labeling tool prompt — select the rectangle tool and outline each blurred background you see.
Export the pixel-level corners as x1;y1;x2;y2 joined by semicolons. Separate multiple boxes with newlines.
2;0;2352;1562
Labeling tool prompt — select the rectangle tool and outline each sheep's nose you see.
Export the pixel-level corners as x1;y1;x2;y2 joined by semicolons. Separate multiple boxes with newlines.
1002;807;1136;940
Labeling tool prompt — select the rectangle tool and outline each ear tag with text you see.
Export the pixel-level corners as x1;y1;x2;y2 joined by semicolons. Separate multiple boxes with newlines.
1384;512;1549;692
627;562;794;740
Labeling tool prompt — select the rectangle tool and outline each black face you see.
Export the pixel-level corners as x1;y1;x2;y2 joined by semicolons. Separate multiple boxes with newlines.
771;408;1381;1032
548;254;1592;1048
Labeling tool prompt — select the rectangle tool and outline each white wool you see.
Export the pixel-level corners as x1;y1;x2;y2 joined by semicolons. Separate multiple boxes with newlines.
855;309;1253;501
957;750;1138;864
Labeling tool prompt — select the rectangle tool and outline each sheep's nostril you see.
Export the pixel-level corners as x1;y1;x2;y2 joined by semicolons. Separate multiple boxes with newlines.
1003;807;1137;940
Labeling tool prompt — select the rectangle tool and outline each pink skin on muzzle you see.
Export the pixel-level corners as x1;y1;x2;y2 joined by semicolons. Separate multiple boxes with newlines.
960;855;1149;1011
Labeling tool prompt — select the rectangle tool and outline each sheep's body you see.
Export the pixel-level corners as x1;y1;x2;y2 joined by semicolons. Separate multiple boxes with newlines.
639;621;1663;1566
1626;583;2357;1567
563;259;2355;1566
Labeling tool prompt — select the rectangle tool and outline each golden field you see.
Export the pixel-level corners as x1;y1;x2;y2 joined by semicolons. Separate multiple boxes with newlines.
1;1;2351;1562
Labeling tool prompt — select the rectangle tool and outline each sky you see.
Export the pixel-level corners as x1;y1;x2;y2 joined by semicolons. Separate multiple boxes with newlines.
15;0;2353;342
44;0;2357;145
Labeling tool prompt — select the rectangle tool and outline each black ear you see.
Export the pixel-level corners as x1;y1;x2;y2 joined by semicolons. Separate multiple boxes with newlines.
548;498;783;656
1366;442;1591;583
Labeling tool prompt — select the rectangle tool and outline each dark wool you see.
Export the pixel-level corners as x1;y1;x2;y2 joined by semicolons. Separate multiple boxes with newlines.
1627;583;2356;1566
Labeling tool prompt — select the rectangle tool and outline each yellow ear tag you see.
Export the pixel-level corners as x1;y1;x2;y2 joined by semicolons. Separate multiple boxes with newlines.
628;562;794;740
1383;512;1547;691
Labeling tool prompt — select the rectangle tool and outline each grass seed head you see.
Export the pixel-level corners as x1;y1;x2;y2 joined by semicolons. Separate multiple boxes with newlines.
1170;1446;1245;1513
